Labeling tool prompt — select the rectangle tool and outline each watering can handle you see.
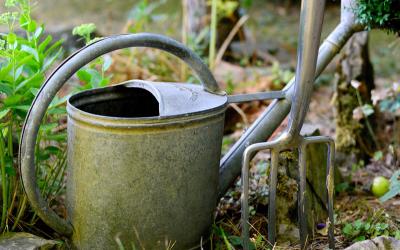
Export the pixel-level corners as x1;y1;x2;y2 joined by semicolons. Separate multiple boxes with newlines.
18;33;223;236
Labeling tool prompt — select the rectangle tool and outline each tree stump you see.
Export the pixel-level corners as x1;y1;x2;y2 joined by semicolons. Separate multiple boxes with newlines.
333;31;377;161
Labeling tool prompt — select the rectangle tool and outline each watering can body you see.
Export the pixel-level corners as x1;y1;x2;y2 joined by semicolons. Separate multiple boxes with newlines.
66;81;227;249
19;34;232;250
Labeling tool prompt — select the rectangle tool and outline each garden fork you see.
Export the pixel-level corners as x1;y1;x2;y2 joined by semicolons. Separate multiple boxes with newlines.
241;0;335;249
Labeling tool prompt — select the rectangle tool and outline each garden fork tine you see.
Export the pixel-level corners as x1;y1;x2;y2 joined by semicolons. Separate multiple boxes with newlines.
241;0;327;249
299;136;335;249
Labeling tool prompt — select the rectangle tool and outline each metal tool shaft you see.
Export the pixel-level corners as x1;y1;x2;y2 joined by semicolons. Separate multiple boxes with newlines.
286;0;326;139
219;0;362;199
240;0;332;248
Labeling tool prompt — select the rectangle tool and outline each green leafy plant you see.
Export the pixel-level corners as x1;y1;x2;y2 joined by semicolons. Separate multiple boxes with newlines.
353;0;400;34
72;23;112;90
342;210;400;242
0;0;66;232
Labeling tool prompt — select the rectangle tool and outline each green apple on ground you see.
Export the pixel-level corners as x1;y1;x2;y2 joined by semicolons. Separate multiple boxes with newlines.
371;176;390;198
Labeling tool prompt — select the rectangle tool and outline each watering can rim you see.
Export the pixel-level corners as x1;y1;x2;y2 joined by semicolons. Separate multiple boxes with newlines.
67;79;228;125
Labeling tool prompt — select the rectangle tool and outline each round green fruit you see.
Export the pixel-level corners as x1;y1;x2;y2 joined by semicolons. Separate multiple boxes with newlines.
371;176;390;197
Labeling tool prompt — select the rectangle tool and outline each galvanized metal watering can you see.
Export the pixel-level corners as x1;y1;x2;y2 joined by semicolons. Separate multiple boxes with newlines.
19;33;233;249
19;3;335;246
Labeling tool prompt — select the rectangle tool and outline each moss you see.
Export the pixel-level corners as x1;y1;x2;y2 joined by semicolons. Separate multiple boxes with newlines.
334;84;364;154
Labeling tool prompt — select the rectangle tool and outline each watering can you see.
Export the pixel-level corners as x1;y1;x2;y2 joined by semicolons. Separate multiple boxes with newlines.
19;33;283;249
19;1;330;248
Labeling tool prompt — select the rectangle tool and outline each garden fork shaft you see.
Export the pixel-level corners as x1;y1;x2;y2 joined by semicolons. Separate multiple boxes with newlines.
240;0;333;249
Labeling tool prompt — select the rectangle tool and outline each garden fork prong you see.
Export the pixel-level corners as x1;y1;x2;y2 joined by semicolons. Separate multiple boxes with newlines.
268;149;279;245
298;140;308;247
302;136;336;249
327;139;335;250
241;142;281;250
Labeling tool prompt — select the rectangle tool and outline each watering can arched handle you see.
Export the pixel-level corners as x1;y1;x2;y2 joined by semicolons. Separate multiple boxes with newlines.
19;33;223;236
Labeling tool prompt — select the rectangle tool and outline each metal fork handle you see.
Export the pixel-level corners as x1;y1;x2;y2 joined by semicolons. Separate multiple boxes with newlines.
285;0;326;139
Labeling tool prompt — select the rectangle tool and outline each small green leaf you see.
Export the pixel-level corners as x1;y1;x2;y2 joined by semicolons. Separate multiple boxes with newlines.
354;235;366;242
19;15;29;30
30;88;39;96
5;166;16;176
44;133;67;142
228;235;242;246
76;69;92;84
354;220;363;230
38;35;52;52
0;109;10;120
3;94;22;107
343;223;353;236
15;72;43;92
43;48;62;71
40;123;58;132
44;146;61;154
394;230;400;240
336;182;350;193
0;83;13;96
27;19;37;32
13;105;30;111
7;32;17;45
47;107;66;115
373;151;383;161
21;44;40;62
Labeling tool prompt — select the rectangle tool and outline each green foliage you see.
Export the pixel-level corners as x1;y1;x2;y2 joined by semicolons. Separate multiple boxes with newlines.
0;0;65;232
72;23;97;44
211;222;272;250
126;0;167;33
208;0;239;19
270;62;294;88
72;23;112;90
342;210;400;242
353;0;400;34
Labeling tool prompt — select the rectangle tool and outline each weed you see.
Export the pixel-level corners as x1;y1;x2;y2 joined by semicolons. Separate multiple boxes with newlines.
71;23;112;90
342;209;400;242
0;0;65;232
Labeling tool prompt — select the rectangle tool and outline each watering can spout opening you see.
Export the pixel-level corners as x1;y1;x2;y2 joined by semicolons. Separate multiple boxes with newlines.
123;80;228;117
68;80;228;121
